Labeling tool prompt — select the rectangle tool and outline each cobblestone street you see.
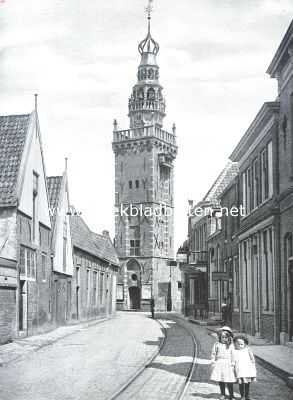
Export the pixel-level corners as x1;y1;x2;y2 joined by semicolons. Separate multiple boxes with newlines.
0;313;162;400
0;313;292;400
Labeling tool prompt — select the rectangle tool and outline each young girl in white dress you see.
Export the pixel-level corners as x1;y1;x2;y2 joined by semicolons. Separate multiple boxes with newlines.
210;326;236;400
233;335;256;400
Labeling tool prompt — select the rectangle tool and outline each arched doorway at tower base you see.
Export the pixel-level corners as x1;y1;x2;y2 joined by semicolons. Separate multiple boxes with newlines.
129;286;141;310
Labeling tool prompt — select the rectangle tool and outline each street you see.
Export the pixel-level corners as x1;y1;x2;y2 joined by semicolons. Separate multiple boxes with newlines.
0;313;292;400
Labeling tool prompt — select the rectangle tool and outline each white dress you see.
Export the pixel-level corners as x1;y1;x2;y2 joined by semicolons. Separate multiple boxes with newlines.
210;342;236;383
233;347;257;383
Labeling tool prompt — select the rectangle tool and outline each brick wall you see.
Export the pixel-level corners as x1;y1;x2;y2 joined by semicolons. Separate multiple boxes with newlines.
0;287;16;344
72;248;116;321
261;313;275;342
17;213;52;336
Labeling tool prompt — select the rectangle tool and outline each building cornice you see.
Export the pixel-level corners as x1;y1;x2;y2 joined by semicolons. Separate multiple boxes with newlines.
229;102;280;163
267;20;293;78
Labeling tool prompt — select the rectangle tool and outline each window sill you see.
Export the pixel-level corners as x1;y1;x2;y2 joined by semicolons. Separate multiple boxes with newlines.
240;197;273;221
20;276;36;282
261;310;274;315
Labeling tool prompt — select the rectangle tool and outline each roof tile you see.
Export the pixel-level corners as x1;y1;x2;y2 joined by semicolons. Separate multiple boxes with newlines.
0;114;31;206
70;215;119;267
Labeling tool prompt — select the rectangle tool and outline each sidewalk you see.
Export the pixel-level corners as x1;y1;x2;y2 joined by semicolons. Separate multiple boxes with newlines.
198;321;293;389
0;316;111;366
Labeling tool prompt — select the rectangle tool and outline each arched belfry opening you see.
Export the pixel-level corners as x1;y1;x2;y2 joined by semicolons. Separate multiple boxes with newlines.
127;259;141;310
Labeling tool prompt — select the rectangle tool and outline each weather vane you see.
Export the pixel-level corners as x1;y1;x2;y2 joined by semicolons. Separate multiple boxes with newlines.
145;0;154;20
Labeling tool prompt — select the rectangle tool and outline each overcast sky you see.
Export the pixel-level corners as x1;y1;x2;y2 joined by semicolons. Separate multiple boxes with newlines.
1;0;293;251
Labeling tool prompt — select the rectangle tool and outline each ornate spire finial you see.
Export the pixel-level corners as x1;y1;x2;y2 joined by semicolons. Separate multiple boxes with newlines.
145;0;154;19
139;0;159;55
145;0;153;33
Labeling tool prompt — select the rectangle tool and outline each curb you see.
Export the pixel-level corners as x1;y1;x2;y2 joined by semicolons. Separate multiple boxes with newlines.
254;355;293;389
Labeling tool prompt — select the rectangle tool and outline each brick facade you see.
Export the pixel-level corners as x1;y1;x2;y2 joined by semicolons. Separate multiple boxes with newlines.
113;15;180;312
17;212;52;336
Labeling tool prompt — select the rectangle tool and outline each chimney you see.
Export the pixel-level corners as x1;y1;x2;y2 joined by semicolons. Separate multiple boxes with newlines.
102;230;110;237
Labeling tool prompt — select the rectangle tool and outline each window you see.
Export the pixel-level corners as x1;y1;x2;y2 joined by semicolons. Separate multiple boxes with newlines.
262;228;274;312
147;87;155;99
242;142;273;215
253;159;258;208
32;172;39;241
130;240;140;256
243;240;249;310
99;272;104;304
33;171;39;195
63;220;67;272
20;247;26;275
233;257;240;310
260;141;273;203
242;167;253;215
41;253;46;281
129;180;133;189
19;246;36;279
135;180;139;189
86;269;90;305
93;271;97;305
76;266;80;286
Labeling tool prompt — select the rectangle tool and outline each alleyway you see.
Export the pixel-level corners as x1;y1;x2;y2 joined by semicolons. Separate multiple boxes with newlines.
0;313;292;400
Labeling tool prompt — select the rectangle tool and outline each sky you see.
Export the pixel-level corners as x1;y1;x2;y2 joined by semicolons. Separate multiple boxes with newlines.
1;0;293;251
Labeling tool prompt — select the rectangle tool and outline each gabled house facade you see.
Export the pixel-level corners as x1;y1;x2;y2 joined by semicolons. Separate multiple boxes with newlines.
0;110;52;342
47;168;74;327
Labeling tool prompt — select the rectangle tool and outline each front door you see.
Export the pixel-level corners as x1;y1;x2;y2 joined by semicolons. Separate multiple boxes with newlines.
289;260;293;340
129;287;140;309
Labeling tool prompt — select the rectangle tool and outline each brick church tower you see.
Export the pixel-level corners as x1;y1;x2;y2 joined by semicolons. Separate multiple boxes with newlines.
112;4;178;311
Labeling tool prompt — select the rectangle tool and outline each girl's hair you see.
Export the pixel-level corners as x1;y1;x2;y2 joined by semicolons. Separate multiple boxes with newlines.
233;334;249;345
217;330;233;345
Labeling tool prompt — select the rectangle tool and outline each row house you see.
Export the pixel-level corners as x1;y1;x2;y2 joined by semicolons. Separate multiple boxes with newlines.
179;20;293;345
47;170;74;327
179;162;238;320
267;20;293;345
0;111;52;343
70;216;119;320
0;104;120;344
229;102;279;343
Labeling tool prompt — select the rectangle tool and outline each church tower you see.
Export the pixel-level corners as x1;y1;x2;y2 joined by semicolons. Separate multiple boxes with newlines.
113;3;178;311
